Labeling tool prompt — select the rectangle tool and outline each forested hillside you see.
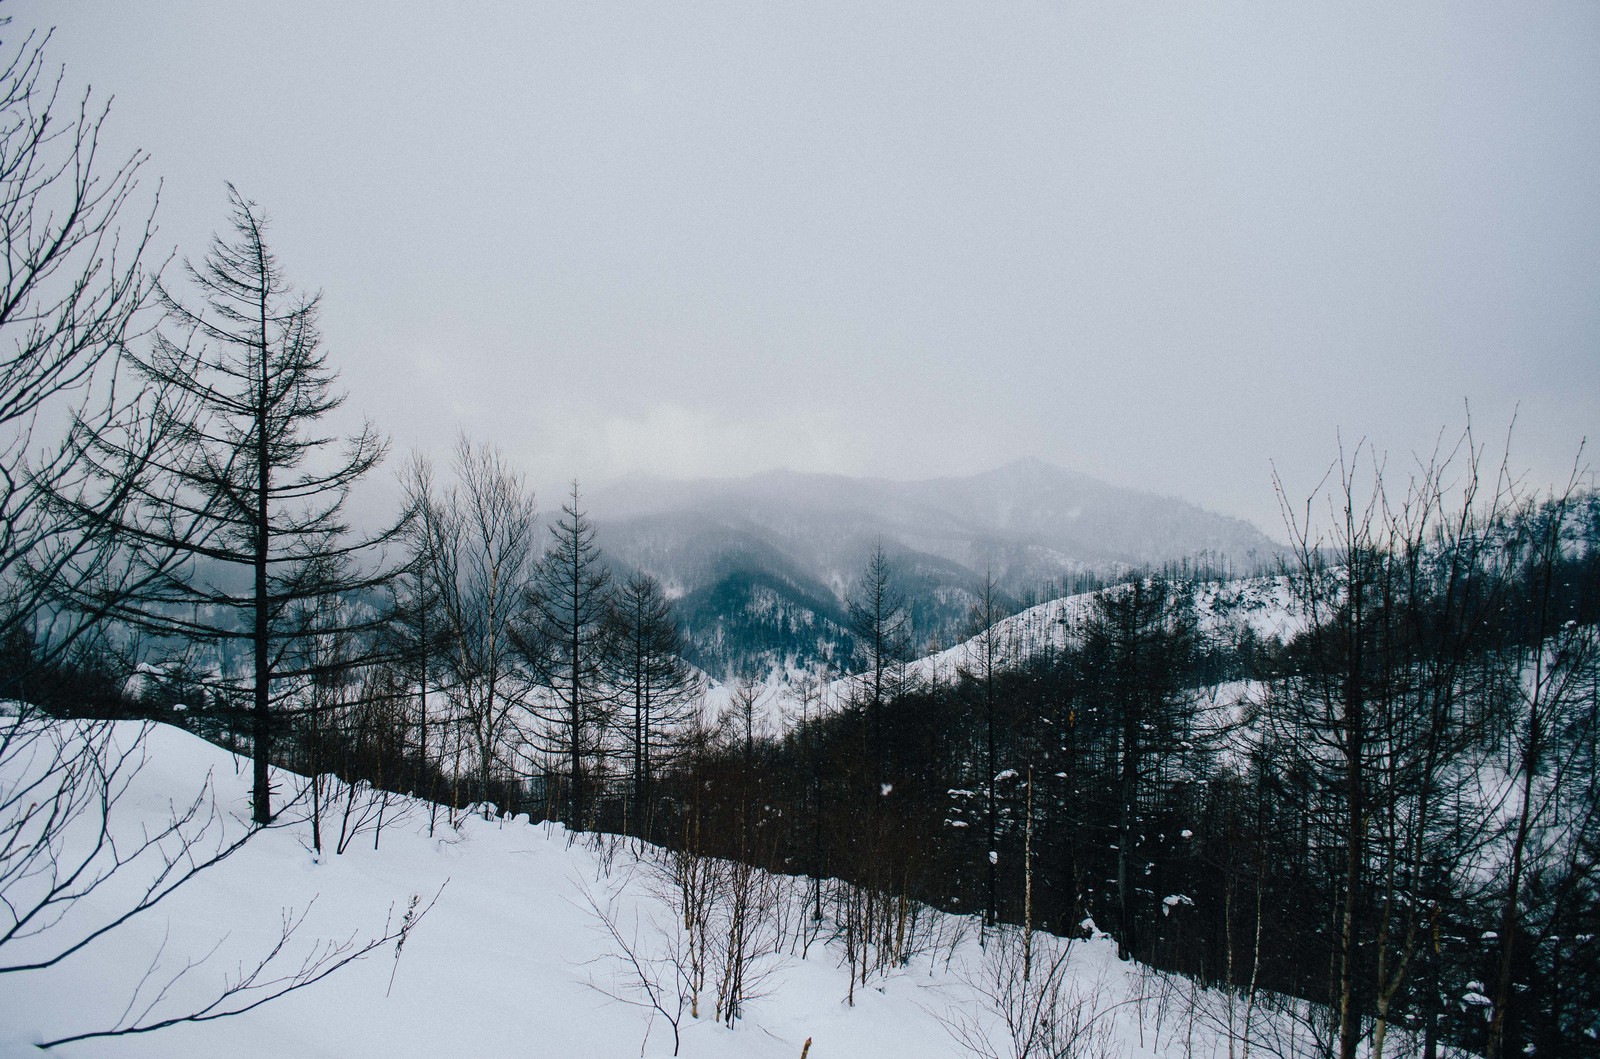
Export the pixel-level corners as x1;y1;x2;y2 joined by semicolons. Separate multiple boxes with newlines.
1;8;1595;1058
591;461;1283;677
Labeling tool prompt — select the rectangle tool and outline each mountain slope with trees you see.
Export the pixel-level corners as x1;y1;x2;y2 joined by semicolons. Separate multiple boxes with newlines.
591;460;1284;677
1;12;1595;1057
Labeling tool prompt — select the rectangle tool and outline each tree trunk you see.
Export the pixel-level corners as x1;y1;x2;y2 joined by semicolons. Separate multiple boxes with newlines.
251;275;273;826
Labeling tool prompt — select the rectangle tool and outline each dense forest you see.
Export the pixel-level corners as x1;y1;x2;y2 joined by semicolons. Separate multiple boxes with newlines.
650;486;1600;1059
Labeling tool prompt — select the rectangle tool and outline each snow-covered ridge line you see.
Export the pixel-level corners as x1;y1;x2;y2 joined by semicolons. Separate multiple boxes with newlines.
910;574;1305;686
694;575;1305;742
702;574;1307;730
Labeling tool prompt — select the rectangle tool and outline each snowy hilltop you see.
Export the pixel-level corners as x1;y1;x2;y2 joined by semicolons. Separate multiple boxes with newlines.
701;573;1307;733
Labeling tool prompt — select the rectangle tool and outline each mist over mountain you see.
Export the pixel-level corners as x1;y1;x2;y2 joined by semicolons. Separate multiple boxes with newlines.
586;459;1283;678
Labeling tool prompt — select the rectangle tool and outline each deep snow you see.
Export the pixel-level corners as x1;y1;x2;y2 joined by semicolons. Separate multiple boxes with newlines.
2;718;1338;1058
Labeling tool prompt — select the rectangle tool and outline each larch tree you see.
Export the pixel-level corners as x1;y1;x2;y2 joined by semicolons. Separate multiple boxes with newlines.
76;186;395;824
1272;435;1506;1059
522;480;612;831
607;569;698;839
847;543;911;781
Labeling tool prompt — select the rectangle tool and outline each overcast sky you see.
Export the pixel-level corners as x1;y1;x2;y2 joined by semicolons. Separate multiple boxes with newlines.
21;1;1599;537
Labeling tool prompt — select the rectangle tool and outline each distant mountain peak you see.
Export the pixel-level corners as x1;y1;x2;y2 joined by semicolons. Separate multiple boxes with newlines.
589;460;1285;678
994;455;1057;474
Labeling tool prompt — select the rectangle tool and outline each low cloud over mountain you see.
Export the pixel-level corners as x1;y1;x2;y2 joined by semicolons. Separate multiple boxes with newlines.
588;459;1282;678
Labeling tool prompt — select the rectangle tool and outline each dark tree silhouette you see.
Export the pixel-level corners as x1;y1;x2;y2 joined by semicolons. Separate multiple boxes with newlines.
1079;576;1199;961
522;481;612;831
608;569;698;838
847;543;911;780
73;186;397;824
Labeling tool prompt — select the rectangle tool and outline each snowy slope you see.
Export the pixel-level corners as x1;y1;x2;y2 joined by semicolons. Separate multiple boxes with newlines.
692;575;1305;737
781;575;1304;712
0;719;1350;1059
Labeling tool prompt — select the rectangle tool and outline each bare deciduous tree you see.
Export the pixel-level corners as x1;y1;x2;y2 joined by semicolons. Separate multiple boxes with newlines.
941;927;1116;1059
0;17;166;670
0;712;438;1049
408;437;539;813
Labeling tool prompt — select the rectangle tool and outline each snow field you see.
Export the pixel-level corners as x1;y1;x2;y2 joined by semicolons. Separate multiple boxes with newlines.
3;719;1334;1058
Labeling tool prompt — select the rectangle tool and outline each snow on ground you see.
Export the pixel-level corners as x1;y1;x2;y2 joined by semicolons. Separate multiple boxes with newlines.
824;576;1305;712
2;719;1323;1058
712;575;1307;732
676;577;1306;754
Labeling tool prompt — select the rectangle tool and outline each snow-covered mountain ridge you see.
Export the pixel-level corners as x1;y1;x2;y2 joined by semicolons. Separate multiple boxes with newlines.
696;574;1305;732
589;459;1285;678
908;574;1305;689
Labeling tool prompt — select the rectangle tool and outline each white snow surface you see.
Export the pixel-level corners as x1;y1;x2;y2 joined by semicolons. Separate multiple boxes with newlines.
673;577;1302;769
903;576;1303;689
713;575;1305;727
2;719;1327;1058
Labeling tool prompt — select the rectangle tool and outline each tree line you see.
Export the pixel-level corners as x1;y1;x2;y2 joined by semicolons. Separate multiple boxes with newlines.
0;14;1596;1057
643;449;1598;1059
0;162;708;841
